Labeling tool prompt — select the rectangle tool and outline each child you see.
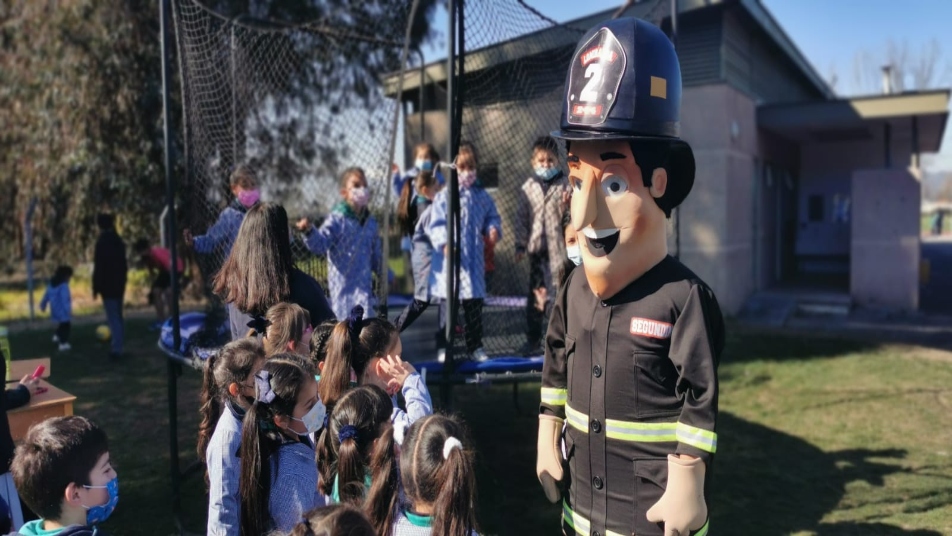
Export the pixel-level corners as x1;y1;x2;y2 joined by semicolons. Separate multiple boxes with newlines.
392;143;444;199
134;238;185;325
246;302;312;358
309;319;338;380
428;142;502;362
10;416;118;535
40;265;73;352
385;414;480;536
184;165;259;258
320;306;431;429
514;135;571;356
240;355;326;535
296;167;382;321
287;504;375;536
316;385;398;531
559;208;581;288
394;171;440;332
197;338;266;536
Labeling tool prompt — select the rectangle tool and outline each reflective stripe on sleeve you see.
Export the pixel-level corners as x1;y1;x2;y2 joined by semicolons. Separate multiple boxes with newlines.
676;422;718;453
541;387;567;406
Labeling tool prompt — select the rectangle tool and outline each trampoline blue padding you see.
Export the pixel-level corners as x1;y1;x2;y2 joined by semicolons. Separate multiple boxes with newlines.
416;356;544;375
158;312;229;367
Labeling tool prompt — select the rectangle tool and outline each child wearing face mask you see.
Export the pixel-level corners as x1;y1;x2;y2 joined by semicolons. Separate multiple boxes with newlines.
394;171;440;332
514;135;571;356
428;142;502;363
319;306;432;430
296;167;382;321
184;165;260;259
10;416;119;536
559;208;581;288
245;302;312;358
240;355;327;534
392;143;445;199
198;338;266;536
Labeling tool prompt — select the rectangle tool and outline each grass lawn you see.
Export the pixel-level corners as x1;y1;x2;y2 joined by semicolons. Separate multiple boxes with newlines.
6;320;952;535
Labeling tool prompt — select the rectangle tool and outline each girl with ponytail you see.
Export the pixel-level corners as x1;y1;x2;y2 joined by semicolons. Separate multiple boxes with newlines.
288;504;375;536
390;414;480;536
197;337;265;536
319;306;432;428
315;385;398;530
239;355;327;534
245;302;313;358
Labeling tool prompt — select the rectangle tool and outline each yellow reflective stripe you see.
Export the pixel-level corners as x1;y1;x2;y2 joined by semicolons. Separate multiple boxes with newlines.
541;387;567;406
605;419;677;442
562;501;627;536
565;404;589;434
695;519;710;536
677;422;717;453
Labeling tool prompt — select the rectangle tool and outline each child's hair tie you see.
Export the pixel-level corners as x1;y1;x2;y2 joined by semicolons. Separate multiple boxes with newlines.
246;315;271;335
254;370;276;404
443;437;463;460
339;425;359;443
347;306;364;342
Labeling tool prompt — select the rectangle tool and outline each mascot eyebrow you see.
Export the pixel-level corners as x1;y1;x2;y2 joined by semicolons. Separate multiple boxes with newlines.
600;152;627;161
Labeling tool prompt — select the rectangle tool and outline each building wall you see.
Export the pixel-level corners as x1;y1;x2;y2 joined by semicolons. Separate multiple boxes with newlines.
851;169;920;311
677;84;758;315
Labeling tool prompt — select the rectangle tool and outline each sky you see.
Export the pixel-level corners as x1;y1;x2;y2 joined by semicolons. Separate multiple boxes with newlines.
427;0;952;169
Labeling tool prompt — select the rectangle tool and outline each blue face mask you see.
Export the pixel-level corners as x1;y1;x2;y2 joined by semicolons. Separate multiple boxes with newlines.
535;166;560;181
83;477;119;525
415;159;433;172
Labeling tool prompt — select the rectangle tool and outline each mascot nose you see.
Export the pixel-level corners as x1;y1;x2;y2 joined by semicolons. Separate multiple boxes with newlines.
572;170;598;232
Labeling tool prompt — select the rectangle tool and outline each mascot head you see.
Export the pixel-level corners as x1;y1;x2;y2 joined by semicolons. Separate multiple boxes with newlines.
552;17;695;299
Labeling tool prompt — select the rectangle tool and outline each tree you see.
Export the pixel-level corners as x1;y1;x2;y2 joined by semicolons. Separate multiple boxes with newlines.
852;39;952;95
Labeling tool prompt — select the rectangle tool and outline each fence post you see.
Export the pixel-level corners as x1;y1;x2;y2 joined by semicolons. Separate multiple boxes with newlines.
25;197;38;322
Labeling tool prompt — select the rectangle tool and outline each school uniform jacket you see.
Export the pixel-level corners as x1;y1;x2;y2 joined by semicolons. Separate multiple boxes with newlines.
303;202;382;320
194;200;251;258
541;256;724;536
515;174;571;295
427;185;501;300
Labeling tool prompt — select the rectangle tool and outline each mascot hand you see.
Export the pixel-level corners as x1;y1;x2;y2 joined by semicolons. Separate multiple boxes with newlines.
645;455;707;536
536;414;564;503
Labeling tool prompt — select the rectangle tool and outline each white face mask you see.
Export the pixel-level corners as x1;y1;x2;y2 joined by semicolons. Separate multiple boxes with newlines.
566;245;582;266
291;399;327;435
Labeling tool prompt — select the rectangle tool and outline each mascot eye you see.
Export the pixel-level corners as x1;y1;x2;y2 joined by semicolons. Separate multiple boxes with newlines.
601;175;628;197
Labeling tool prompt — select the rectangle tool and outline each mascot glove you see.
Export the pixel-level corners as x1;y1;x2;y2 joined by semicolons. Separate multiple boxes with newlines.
645;454;707;536
536;414;564;503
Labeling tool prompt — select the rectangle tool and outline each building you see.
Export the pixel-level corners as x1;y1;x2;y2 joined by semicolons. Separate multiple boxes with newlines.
385;0;949;314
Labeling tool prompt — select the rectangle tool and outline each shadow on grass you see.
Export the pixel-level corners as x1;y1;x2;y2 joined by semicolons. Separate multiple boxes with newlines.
722;324;881;365
713;412;944;536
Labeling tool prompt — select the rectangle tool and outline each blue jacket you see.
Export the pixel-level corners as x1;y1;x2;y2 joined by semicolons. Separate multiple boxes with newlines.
40;282;71;323
392;168;445;199
427;185;501;300
194;201;250;257
269;440;324;532
206;401;244;536
411;199;435;302
303;202;382;320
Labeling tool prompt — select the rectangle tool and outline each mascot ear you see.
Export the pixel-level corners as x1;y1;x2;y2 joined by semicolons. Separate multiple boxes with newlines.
649;168;668;199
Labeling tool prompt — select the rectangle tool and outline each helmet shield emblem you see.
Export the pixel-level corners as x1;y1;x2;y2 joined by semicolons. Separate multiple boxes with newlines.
566;28;627;126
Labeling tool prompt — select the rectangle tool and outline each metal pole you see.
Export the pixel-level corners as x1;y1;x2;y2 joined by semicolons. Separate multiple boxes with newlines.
160;0;184;526
25;197;38;322
442;0;457;408
884;122;892;168
670;0;680;260
418;49;426;143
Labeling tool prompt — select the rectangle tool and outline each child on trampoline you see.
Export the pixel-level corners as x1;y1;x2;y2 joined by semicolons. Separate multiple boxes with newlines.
184;164;259;259
320;306;431;430
394;170;440;332
134;238;185;327
392;142;444;199
247;302;312;358
428;142;502;363
198;338;266;536
296;167;382;321
239;355;326;534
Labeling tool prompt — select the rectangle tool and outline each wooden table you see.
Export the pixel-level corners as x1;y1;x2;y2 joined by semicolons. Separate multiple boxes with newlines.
5;359;75;441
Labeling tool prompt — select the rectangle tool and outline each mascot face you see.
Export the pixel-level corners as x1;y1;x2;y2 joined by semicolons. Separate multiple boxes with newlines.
568;139;668;299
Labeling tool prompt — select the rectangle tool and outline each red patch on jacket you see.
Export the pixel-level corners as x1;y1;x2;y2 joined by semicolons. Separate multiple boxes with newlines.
630;317;673;339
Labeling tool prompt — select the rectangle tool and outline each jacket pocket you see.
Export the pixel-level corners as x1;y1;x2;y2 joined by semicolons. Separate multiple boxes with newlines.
632;457;668;536
634;352;681;418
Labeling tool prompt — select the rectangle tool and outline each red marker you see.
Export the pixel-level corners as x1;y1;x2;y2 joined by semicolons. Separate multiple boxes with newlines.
31;365;45;379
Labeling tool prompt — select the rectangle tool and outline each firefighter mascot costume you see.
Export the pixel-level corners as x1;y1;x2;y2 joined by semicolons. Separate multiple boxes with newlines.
537;17;725;536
